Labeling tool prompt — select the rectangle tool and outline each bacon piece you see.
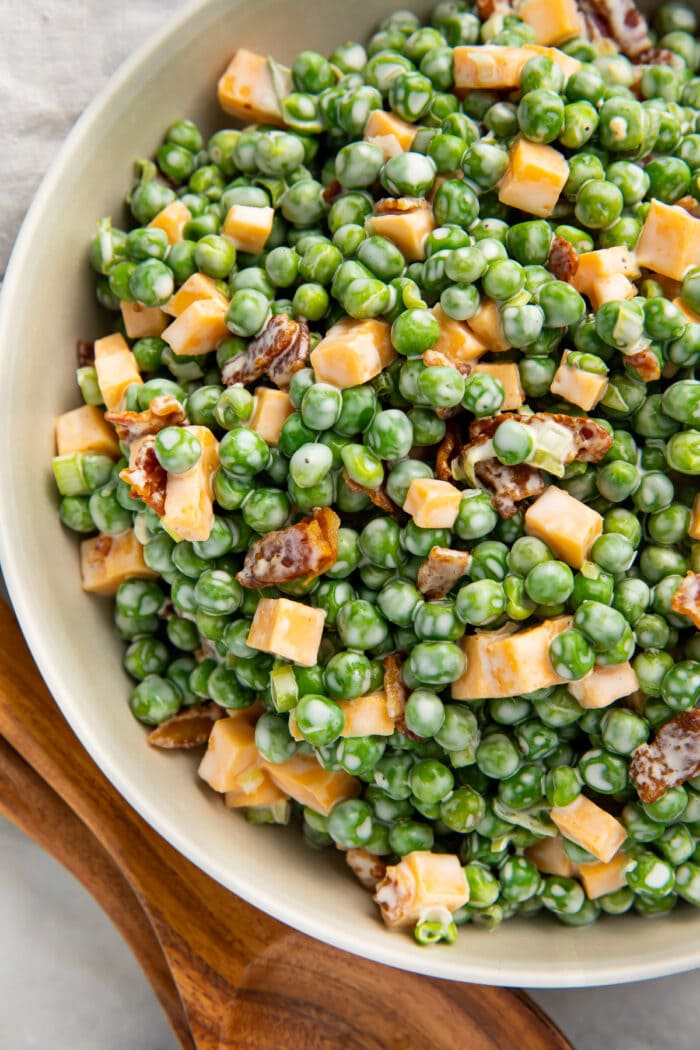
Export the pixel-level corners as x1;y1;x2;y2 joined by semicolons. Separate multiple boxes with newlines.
344;848;387;891
638;47;675;66
237;507;339;588
221;313;310;389
630;709;700;804
383;653;408;721
77;339;95;367
624;347;661;382
476;0;516;16
469;413;612;464
474;459;545;519
547;237;579;283
147;702;225;749
375;196;425;216
578;0;652;59
422;347;473;377
321;179;343;206
677;195;700;220
119;435;167;516
417;547;472;599
105;395;188;443
342;471;404;521
435;421;461;481
671;573;700;629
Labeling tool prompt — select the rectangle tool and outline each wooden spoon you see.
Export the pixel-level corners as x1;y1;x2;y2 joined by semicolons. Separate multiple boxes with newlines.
0;600;572;1050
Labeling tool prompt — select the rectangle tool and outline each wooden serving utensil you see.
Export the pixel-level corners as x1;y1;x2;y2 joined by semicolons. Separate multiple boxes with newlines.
0;600;573;1050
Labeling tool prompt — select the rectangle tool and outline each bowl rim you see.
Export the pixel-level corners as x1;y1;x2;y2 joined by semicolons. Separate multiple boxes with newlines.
3;0;700;989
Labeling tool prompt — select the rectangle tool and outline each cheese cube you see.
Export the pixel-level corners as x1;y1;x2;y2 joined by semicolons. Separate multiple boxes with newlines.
224;764;289;808
465;298;511;352
635;198;700;281
364;109;417;159
310;317;395;388
551;795;627;865
55;404;120;458
366;199;435;262
148;200;191;245
120;301;169;339
247;597;326;666
573;246;640;296
525;835;576;877
248;388;293;446
162;426;219;542
289;689;395;741
452;617;571;699
578;852;631;899
430;304;488;366
374;851;469;928
453;45;536;91
519;0;583;45
498;136;569;218
588;274;637;311
80;530;157;595
550;350;608;411
217;48;289;127
198;718;258;793
472;362;524;411
262;753;360;815
162;299;230;356
403;478;462;529
525;486;603;569
94;333;143;411
689;492;700;540
569;661;639;709
222;204;274;254
163;272;229;318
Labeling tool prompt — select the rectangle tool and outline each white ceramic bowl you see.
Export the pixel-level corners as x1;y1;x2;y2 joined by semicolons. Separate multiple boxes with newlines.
2;0;699;988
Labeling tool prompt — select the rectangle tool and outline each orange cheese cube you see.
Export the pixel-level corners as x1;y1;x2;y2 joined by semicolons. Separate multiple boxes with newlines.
55;404;119;457
689;492;700;540
525;486;603;569
289;690;395;741
217;48;289;127
262;753;360;815
162;426;219;542
374;851;469;928
198;718;258;793
452;617;571;700
364;109;417;159
120;301;169;339
94;332;143;411
578;853;631;899
550;350;608;411
222;204;274;254
247;597;326;666
498;136;569;218
162;299;230;356
465;298;511;352
224;764;289;808
569;661;638;710
430;304;488;367
519;0;583;45
551;795;627;865
80;530;157;595
636;198;700;281
525;835;577;878
573;246;640;296
366;199;435;262
148;200;191;245
310;317;395;388
163;273;229;318
248;388;293;446
453;45;535;91
403;478;462;529
472;362;524;411
588;274;637;311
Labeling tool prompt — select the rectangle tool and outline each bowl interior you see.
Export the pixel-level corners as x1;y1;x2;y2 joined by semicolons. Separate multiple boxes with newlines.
1;0;698;988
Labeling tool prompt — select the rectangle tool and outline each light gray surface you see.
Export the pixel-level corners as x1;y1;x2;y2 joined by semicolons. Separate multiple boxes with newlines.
0;2;698;1047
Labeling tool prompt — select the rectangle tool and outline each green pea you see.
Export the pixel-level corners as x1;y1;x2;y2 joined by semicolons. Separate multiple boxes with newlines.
129;675;180;725
537;280;585;328
549;629;595;681
517;89;565;143
432;179;479;226
220;428;271;477
327;798;374;848
408;641;465;687
404;689;445;738
633;649;675;695
476;732;520;780
525;561;574;606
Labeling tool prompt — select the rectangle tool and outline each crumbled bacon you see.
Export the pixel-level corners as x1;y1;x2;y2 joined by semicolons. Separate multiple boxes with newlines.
105;395;188;443
547;237;579;283
147;702;225;749
475;459;545;519
476;0;516;16
345;848;387;891
119;436;167;516
671;573;700;628
383;653;408;721
342;471;404;520
469;413;612;464
578;0;652;58
237;507;339;589
435;422;461;481
417;547;472;599
637;46;675;66
630;709;700;804
375;196;430;216
321;179;343;206
221;314;309;389
677;195;700;219
624;347;661;382
77;339;95;367
423;347;473;377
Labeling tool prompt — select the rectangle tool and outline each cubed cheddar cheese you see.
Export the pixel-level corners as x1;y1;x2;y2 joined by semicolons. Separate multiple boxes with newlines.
689;492;700;540
498;136;569;218
525;835;576;878
80;530;157;595
551;795;627;865
94;333;143;411
453;45;536;91
162;426;219;543
224;763;289;808
366;199;435;262
364;109;416;159
247;597;326;667
248;388;293;445
569;661;638;709
162;299;230;356
289;690;395;741
578;852;631;900
550;350;608;411
262;753;360;816
636;198;700;281
222;204;274;254
573;246;640;296
518;0;583;45
148;200;191;245
430;304;488;367
588;274;637;312
198;718;258;793
163;272;229;318
465;298;511;352
217;48;289;127
472;362;524;411
310;317;395;388
120;301;169;339
452;616;571;700
55;404;119;457
403;478;462;529
525;486;603;569
374;851;469;929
